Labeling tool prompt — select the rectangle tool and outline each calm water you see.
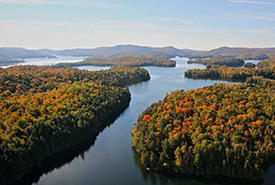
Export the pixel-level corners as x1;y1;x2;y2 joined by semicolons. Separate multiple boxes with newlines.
9;57;274;185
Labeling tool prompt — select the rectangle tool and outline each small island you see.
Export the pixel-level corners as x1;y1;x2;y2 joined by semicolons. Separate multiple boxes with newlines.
54;56;176;68
243;62;256;68
0;65;150;184
187;57;244;67
132;83;275;180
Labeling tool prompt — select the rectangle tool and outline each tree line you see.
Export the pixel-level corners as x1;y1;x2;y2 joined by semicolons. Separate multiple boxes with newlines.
184;66;275;82
187;58;244;67
54;56;176;68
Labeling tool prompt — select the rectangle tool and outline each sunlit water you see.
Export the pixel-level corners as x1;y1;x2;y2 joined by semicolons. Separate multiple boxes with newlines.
6;56;274;185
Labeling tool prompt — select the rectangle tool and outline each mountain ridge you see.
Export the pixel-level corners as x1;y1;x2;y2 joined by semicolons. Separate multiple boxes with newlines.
1;45;275;59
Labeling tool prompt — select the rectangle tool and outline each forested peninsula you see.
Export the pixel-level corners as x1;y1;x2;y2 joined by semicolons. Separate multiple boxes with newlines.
0;65;150;184
132;83;275;180
54;56;176;68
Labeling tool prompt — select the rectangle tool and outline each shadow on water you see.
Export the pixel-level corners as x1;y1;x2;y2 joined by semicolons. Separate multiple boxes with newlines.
10;112;122;185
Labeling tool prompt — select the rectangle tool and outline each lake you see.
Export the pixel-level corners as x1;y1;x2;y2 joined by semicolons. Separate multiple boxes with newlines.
9;57;275;185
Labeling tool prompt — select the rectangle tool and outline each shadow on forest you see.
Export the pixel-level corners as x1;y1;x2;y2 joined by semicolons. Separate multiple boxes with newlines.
132;149;264;185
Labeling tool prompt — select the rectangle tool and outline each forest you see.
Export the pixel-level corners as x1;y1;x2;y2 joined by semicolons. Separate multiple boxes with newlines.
0;65;150;184
54;56;176;68
256;59;275;68
187;58;244;67
238;53;269;60
184;66;275;82
132;83;275;180
243;62;256;68
187;47;275;59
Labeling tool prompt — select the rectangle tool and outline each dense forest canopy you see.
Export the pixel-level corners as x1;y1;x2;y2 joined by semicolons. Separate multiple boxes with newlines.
54;56;176;68
238;53;269;60
184;66;275;82
256;59;275;68
243;62;256;68
187;58;244;67
0;65;150;184
132;84;275;180
246;76;275;87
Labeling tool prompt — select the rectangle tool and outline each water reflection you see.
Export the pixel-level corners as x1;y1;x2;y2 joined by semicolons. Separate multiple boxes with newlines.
11;113;121;185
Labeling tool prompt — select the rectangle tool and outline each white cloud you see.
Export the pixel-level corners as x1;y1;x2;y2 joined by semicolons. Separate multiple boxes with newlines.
229;0;275;5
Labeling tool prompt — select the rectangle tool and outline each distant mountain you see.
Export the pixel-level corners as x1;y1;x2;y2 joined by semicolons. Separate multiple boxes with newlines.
36;45;203;58
64;45;184;57
1;45;275;60
35;49;57;56
0;57;24;66
192;46;275;59
0;47;49;59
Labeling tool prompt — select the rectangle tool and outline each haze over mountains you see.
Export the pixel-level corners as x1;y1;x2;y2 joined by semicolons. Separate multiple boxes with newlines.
1;45;275;59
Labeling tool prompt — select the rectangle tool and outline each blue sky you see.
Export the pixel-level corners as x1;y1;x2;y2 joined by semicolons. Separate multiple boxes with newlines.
0;0;275;50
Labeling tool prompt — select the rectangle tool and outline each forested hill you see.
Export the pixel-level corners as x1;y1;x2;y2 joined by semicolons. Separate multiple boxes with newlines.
0;48;50;59
54;56;176;68
0;65;150;185
189;47;275;59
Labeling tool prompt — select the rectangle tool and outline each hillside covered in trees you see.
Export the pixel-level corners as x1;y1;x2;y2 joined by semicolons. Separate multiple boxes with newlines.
132;83;275;180
256;59;275;68
187;58;244;67
54;56;176;68
0;65;150;184
188;47;275;59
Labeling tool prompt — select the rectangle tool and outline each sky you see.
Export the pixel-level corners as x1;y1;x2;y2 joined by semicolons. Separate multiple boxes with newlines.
0;0;275;50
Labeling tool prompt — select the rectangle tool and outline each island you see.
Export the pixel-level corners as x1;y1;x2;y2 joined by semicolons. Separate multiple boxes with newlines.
54;56;176;68
0;65;150;185
132;83;275;180
243;62;256;68
187;57;244;67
